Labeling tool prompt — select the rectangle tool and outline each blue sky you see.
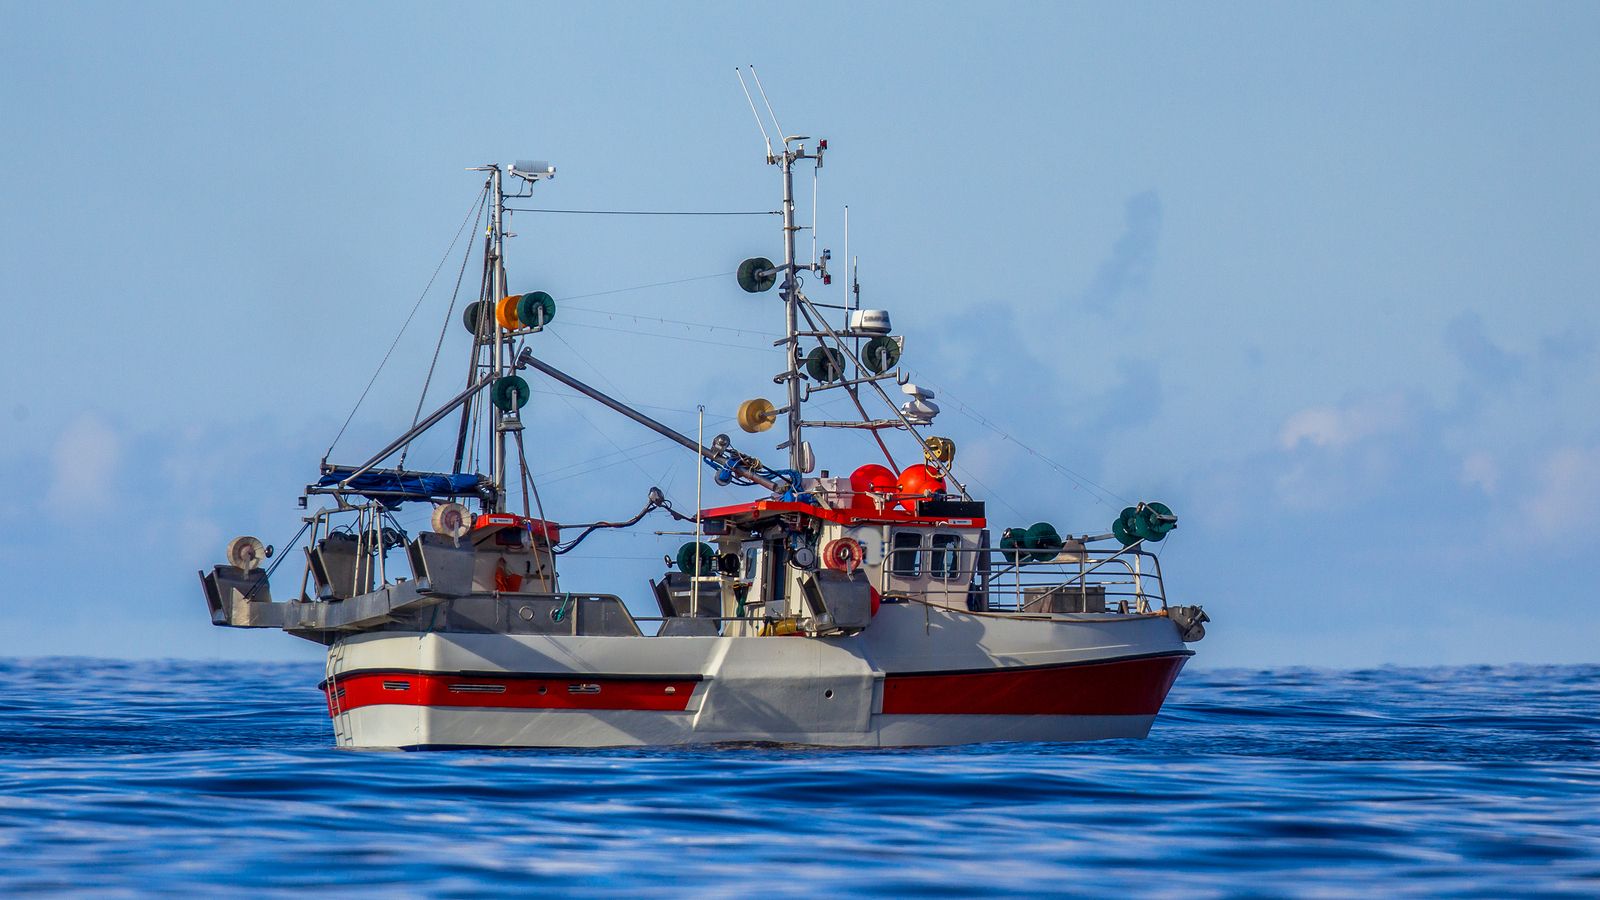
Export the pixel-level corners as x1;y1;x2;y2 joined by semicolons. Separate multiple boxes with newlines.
2;2;1596;666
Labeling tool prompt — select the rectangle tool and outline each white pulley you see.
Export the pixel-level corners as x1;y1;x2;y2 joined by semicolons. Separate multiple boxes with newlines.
226;535;267;572
431;502;473;538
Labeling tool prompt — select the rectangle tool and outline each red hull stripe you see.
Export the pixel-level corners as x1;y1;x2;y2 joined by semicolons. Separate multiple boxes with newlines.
327;672;698;716
880;652;1190;716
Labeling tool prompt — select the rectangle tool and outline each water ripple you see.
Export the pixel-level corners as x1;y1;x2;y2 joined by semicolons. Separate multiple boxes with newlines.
1;659;1596;895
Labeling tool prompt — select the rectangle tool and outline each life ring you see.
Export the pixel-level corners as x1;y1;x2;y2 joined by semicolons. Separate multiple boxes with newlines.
821;538;864;573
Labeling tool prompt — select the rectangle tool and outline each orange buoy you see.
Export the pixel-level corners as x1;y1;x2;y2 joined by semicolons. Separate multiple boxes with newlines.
895;463;947;511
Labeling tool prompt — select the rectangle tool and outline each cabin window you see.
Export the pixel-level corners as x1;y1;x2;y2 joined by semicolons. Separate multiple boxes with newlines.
891;531;923;577
930;533;962;580
492;529;527;548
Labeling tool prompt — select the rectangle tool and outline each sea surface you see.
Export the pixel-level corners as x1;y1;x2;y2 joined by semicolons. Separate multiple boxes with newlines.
0;660;1595;897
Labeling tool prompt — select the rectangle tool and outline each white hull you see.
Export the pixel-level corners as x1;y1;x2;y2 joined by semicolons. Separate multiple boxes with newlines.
323;603;1191;749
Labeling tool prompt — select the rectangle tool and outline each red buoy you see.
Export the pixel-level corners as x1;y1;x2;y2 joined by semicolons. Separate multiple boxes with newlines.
849;464;898;510
895;464;947;511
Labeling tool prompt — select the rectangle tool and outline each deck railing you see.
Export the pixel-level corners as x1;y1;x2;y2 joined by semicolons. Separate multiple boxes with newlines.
892;543;1166;614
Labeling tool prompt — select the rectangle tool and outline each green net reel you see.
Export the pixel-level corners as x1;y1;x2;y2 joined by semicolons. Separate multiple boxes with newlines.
737;257;777;293
1024;521;1064;562
676;541;717;576
861;336;901;374
517;291;556;328
462;300;493;335
999;527;1029;563
805;346;846;382
1112;502;1177;546
491;375;530;411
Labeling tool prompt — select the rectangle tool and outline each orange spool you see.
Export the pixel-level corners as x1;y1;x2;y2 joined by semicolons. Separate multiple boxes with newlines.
496;295;523;330
895;463;947;511
821;538;864;573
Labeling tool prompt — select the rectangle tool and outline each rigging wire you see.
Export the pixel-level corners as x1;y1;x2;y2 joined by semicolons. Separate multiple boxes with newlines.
241;519;312;601
325;188;489;461
560;271;735;305
562;306;781;340
560;320;778;352
505;208;779;216
513;430;558;581
537;349;678;490
549;328;636;405
401;185;489;469
904;368;1132;508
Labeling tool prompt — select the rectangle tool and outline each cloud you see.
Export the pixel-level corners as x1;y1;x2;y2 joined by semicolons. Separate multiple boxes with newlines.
46;416;120;517
1278;392;1410;451
1537;330;1595;364
1460;451;1499;495
1270;393;1417;511
1517;445;1600;543
1081;190;1162;312
1445;312;1522;383
1089;357;1163;432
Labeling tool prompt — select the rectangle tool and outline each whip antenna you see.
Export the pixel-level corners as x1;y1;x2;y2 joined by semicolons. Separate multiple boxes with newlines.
844;205;856;310
735;68;773;159
748;65;785;143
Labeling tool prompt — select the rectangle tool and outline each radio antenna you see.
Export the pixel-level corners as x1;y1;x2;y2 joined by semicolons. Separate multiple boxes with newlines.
747;65;785;142
843;205;852;309
734;68;773;159
811;164;819;268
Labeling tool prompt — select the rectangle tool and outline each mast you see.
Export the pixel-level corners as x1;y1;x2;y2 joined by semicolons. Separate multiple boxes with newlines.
769;137;826;473
779;148;802;472
454;164;515;512
488;165;509;512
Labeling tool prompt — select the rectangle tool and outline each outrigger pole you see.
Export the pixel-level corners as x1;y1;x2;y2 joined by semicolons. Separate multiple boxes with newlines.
515;349;785;493
336;371;499;488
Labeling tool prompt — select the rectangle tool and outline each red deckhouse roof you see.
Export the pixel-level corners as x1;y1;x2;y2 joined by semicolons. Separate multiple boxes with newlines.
698;499;985;530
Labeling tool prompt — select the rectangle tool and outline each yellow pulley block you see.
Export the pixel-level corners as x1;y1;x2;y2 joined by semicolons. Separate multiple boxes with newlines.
495;295;522;330
924;436;956;465
737;397;777;434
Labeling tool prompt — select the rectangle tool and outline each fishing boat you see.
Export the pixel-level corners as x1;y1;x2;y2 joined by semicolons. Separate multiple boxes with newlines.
200;102;1209;749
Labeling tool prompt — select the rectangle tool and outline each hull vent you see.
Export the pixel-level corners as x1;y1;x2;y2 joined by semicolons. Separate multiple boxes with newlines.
447;683;508;694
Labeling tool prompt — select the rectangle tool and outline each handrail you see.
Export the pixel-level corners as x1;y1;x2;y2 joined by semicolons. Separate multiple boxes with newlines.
889;542;1169;612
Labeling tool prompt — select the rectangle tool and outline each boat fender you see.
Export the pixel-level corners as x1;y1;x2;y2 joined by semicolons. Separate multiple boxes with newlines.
821;538;864;574
869;585;882;617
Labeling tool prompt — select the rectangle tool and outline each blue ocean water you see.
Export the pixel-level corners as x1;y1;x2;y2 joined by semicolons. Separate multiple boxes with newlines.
0;660;1595;896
